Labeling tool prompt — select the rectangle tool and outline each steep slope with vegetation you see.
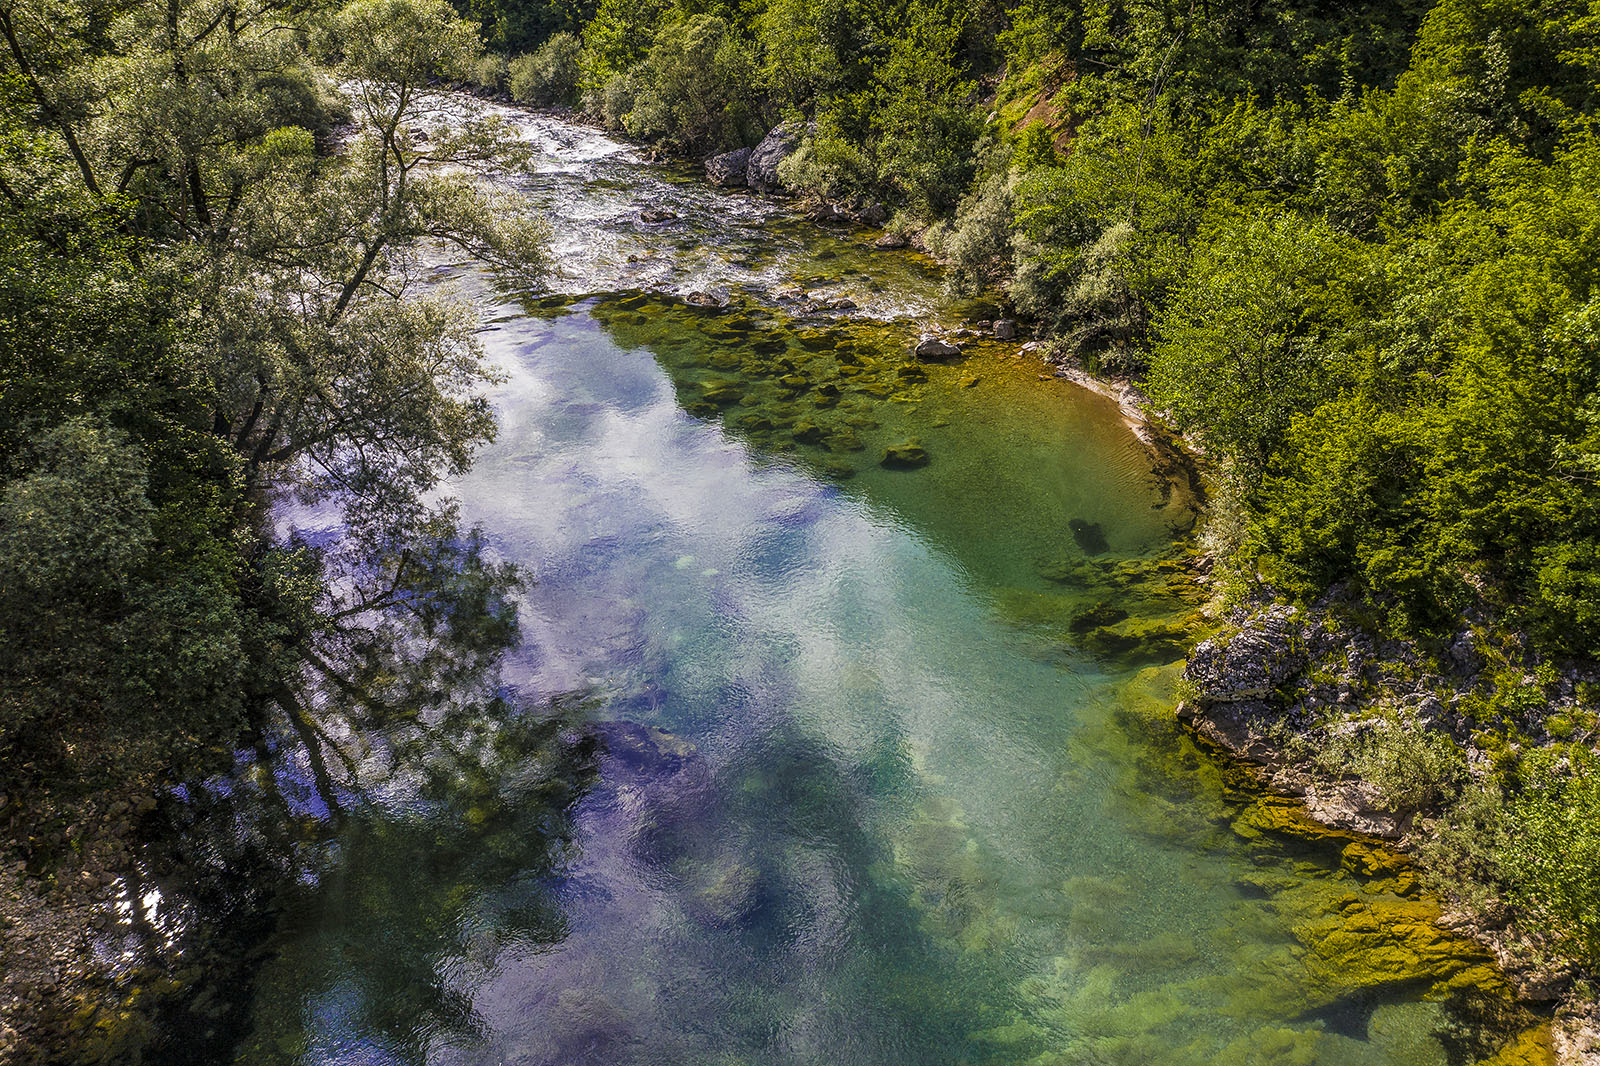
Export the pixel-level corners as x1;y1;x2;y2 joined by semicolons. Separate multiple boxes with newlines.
467;0;1600;1035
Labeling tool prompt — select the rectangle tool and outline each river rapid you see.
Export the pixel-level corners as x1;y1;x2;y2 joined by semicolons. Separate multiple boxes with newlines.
215;105;1545;1066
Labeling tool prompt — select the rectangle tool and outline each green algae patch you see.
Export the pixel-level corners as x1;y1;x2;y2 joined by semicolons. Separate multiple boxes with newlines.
1478;1023;1556;1066
586;292;1197;597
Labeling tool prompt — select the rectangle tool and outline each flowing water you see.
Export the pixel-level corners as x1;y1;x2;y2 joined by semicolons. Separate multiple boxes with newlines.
219;106;1547;1066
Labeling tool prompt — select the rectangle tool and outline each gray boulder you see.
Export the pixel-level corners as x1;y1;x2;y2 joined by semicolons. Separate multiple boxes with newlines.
805;201;851;223
705;147;752;187
1183;606;1306;706
914;334;962;360
853;201;889;226
747;121;814;195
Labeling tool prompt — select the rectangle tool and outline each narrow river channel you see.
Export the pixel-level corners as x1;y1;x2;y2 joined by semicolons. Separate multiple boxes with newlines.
221;105;1541;1066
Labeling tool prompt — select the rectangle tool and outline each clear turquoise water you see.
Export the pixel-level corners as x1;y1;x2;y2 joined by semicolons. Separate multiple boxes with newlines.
224;108;1536;1066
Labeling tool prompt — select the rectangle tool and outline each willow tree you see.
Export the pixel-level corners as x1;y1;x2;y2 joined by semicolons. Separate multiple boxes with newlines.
1;0;549;812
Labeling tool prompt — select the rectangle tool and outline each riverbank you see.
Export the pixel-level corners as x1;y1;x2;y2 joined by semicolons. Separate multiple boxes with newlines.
1029;338;1599;1064
1170;587;1600;1064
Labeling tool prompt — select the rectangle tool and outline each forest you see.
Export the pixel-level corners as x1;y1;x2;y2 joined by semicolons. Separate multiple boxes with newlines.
3;0;1600;1057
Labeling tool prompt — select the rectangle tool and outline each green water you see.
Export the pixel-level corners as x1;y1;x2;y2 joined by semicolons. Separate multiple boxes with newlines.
221;108;1543;1066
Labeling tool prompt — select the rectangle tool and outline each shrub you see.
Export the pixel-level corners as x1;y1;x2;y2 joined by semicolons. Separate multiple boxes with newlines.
944;170;1016;296
1503;753;1600;967
471;53;508;92
592;70;640;130
1013;121;1059;170
1316;707;1466;813
777;117;875;203
509;32;582;106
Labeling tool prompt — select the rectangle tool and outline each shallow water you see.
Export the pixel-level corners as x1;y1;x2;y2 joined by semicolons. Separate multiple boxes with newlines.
226;105;1544;1066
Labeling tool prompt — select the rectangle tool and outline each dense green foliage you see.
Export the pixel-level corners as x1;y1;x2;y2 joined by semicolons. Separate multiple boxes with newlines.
1;0;546;847
0;223;247;807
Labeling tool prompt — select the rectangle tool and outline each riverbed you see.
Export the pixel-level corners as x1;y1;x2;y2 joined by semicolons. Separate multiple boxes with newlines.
218;105;1542;1066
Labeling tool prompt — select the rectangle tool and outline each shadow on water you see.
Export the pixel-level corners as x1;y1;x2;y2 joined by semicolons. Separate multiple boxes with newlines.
77;696;601;1066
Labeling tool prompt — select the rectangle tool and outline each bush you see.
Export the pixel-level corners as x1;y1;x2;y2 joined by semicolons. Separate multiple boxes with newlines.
1503;754;1600;967
944;171;1016;296
1316;707;1466;813
1013;121;1059;170
591;69;639;129
776;116;875;203
509;33;582;106
471;53;508;92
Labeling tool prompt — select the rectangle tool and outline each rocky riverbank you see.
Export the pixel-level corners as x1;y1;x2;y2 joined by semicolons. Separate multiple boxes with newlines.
1175;589;1600;1064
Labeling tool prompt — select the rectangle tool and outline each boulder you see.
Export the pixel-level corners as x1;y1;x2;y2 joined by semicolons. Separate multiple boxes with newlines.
640;208;677;223
806;201;852;223
685;290;722;308
853;201;889;226
993;319;1018;340
873;232;908;250
914;334;961;360
746;120;814;195
1183;606;1307;706
705;147;752;187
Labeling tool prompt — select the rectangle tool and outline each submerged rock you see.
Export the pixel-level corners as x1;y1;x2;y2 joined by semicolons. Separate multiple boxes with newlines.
705;146;752;187
826;427;864;452
1069;602;1130;634
685;290;722;308
639;208;678;223
790;419;828;445
747;120;813;195
1069;518;1110;554
880;442;930;469
699;380;744;406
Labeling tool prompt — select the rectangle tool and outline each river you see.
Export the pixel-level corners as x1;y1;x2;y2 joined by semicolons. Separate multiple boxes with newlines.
214;106;1542;1066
